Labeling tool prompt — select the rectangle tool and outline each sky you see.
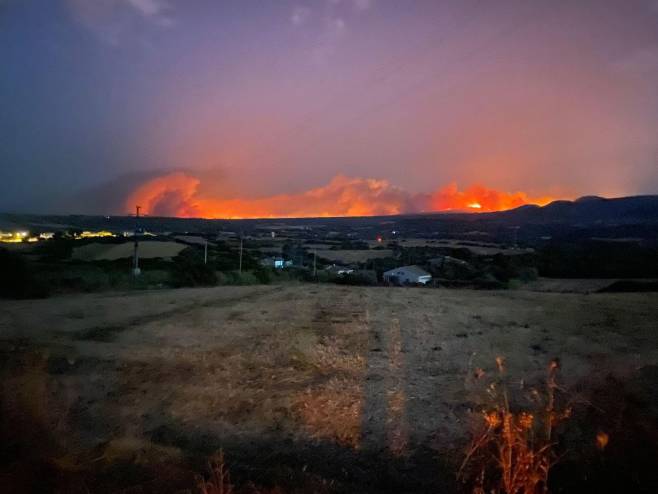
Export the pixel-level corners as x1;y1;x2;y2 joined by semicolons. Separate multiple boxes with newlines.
1;0;657;217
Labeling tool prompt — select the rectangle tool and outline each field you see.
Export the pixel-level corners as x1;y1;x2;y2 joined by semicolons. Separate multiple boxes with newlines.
1;285;658;493
315;249;393;263
375;238;534;256
71;241;186;261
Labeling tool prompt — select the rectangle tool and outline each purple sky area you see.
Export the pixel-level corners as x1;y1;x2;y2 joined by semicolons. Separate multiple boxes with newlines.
1;0;657;215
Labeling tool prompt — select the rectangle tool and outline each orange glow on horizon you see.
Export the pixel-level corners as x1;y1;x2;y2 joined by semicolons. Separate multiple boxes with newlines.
125;172;557;219
429;182;554;213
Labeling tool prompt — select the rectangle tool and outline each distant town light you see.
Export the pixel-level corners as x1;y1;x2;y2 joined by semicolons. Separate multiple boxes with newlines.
77;230;116;239
0;231;30;243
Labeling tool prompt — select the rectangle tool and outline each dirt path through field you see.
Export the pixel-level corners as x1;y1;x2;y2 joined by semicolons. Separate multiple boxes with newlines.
359;288;468;456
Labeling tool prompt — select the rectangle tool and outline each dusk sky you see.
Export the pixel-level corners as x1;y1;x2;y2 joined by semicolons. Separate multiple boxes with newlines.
1;0;658;217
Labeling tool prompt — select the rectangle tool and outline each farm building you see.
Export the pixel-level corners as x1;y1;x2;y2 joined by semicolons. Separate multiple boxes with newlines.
383;265;432;285
260;257;292;269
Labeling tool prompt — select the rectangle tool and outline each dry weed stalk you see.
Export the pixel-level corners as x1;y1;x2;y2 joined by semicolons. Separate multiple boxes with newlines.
198;450;234;494
459;358;571;494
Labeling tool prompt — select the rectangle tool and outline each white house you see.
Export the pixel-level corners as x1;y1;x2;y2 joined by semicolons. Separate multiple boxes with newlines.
383;265;432;285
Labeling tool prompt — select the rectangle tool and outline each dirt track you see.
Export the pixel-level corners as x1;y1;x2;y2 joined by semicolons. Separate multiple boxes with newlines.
1;284;658;493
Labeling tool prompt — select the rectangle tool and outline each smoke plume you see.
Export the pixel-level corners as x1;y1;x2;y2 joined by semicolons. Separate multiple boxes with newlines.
124;172;555;218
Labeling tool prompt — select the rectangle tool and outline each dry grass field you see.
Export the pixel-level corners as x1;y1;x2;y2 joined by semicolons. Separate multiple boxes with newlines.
1;284;658;493
71;241;186;261
375;239;534;256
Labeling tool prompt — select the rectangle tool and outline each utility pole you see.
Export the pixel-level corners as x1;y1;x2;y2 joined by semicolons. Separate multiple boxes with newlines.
238;233;243;274
313;249;317;278
132;205;141;276
204;238;208;265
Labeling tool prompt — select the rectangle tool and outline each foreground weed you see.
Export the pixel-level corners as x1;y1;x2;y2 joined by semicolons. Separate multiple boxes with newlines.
459;358;572;494
197;450;233;494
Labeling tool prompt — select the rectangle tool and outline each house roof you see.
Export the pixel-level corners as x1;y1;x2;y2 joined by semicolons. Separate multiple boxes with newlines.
383;265;431;277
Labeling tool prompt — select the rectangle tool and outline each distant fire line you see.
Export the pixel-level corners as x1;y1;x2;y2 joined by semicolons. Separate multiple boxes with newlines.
124;173;555;219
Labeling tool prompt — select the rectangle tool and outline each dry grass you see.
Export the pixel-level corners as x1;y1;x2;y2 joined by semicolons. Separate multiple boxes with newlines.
295;377;363;447
3;285;655;493
195;451;289;494
198;450;234;494
71;241;185;261
459;358;572;494
0;350;75;459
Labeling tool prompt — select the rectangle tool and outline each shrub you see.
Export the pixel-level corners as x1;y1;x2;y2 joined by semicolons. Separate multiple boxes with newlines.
252;266;272;284
216;270;260;285
232;271;259;285
334;270;377;285
170;248;218;287
517;267;539;283
0;248;50;299
314;270;331;283
33;237;74;260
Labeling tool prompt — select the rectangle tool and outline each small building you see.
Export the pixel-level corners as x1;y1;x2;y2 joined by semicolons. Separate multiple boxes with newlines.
383;265;432;285
260;257;292;269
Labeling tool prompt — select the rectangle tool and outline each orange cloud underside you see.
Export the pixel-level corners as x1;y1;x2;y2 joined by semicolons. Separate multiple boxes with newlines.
125;172;555;219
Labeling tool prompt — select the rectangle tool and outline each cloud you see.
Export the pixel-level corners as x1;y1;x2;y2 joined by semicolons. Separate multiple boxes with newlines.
66;0;173;44
126;0;165;17
291;6;311;26
326;0;373;12
326;16;346;36
353;0;373;12
290;0;372;64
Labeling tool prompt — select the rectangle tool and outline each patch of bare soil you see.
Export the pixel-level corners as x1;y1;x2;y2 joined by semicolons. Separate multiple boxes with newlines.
1;285;658;493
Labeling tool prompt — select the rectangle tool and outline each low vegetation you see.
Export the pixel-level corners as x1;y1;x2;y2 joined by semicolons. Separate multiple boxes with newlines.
0;248;49;299
3;220;658;299
459;358;572;494
198;451;234;494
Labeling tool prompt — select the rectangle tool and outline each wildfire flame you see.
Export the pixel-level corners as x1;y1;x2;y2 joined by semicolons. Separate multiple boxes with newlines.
429;182;551;213
124;172;555;218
